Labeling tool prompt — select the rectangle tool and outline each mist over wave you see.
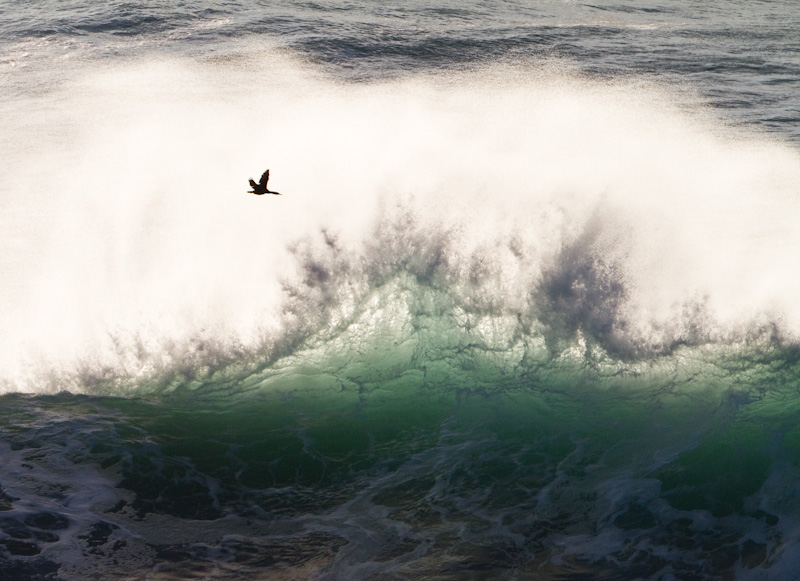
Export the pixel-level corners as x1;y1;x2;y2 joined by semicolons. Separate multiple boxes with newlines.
3;51;800;395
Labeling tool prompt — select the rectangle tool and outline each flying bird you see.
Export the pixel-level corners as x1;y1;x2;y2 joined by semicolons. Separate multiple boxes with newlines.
248;169;281;196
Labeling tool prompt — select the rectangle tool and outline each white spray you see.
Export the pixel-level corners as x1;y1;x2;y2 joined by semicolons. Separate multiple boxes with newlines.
2;51;800;393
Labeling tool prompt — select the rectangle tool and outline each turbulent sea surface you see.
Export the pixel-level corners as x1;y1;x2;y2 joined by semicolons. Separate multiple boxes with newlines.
3;1;800;579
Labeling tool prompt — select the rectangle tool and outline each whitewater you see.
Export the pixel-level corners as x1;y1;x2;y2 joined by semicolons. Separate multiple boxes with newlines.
4;54;800;394
2;1;800;579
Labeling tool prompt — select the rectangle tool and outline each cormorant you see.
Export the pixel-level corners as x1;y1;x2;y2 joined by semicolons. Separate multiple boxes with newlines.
248;169;281;195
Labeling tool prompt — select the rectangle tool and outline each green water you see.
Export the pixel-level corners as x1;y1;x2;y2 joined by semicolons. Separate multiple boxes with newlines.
2;337;797;579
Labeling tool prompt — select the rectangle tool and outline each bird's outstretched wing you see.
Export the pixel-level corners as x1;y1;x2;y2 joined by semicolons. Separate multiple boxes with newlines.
259;170;270;188
249;179;258;189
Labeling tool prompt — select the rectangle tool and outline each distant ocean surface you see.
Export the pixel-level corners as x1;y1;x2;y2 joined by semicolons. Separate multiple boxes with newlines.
2;1;800;579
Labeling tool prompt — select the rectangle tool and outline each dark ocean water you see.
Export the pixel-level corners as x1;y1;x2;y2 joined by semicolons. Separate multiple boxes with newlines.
2;1;800;579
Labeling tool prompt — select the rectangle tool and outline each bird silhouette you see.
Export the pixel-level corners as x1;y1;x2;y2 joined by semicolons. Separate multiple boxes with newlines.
248;169;281;195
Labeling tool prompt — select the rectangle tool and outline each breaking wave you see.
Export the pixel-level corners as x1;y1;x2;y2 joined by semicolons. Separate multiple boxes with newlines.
3;52;800;397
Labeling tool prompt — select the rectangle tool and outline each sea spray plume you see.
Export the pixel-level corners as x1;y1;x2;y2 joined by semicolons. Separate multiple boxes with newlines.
4;55;800;394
